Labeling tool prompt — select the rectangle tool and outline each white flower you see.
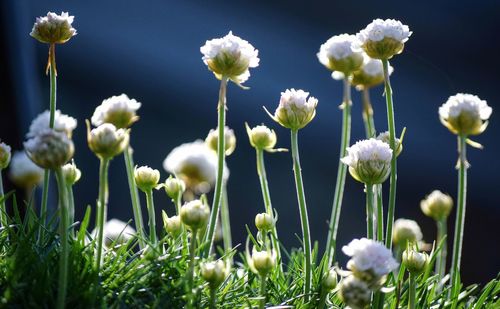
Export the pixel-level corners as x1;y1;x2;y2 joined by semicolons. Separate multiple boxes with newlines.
317;34;364;73
92;219;136;248
269;89;318;130
439;93;492;135
0;142;12;169
342;238;399;278
163;140;229;193
376;131;402;156
91;94;141;128
392;218;423;247
134;165;160;192
30;11;77;44
420;190;453;220
341;138;392;184
27;110;77;138
8;151;44;188
357;19;412;59
180;199;210;230
200;31;259;84
87;122;129;159
24;129;74;169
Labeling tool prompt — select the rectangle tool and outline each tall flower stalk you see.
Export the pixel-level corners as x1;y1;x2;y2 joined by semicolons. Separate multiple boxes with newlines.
54;168;69;309
124;147;146;248
95;158;110;270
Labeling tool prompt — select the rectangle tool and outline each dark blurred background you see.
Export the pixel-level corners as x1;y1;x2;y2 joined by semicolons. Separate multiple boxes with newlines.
1;0;499;284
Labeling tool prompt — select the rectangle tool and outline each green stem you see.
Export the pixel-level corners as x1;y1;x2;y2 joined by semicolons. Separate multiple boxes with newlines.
325;76;352;266
0;170;6;228
317;287;329;309
366;184;375;239
95;158;110;272
221;186;232;262
187;229;198;306
256;148;282;273
145;189;157;248
123;147;146;249
382;59;398;250
450;135;467;296
376;186;384;243
54;168;69;309
290;129;312;303
209;287;217;309
259;275;267;309
175;193;188;254
408;272;416;309
436;218;447;283
203;77;228;258
66;183;75;238
362;87;376;138
39;170;50;243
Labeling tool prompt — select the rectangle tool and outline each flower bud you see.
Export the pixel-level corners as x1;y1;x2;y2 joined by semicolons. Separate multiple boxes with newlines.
87;121;129;159
254;213;274;232
91;94;141;129
200;260;229;289
357;19;412;60
420;190;453;221
376;131;402;157
341;139;392;185
402;247;429;274
439;93;492;136
24;129;74;170
162;212;182;237
134;166;160;192
268;89;318;130
205;126;236;156
164;175;186;199
245;123;277;151
180;199;210;231
61;161;81;185
351;55;393;89
322;268;338;291
30;12;77;44
251;249;276;277
339;276;371;309
0;142;12;169
8;151;44;188
317;34;364;74
392;219;423;248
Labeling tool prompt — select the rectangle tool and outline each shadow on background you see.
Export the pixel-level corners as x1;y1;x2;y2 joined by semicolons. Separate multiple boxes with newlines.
1;0;499;284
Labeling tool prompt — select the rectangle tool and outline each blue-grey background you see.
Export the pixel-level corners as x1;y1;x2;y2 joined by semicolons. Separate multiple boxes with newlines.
1;0;499;284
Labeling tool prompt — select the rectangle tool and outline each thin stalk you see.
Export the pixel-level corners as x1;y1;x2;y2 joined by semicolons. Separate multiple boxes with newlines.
220;186;232;262
145;189;157;248
382;59;398;250
259;275;267;309
175;193;188;254
54;168;69;309
408;272;416;309
0;170;6;228
436;218;447;282
366;184;375;239
362;87;376;138
256;148;282;273
94;158;110;272
376;187;384;242
66;183;75;238
203;77;228;257
317;287;329;309
187;229;198;306
325;76;352;266
209;287;217;309
123;147;146;249
39;171;50;242
290;129;312;302
450;135;467;295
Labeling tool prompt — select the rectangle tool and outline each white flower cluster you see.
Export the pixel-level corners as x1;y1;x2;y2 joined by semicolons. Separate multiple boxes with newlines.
318;34;361;62
30;12;77;44
271;89;318;130
341;139;392;184
420;190;453;220
200;31;259;84
27;110;77;138
393;218;423;247
439;93;492;122
342;238;399;278
91;94;141;128
8;151;44;188
357;19;412;44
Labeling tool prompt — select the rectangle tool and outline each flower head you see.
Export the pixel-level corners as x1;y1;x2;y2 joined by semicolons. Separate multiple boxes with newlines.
245;123;278;151
30;11;77;44
200;31;259;84
254;213;275;232
134;166;160;192
341;139;392;184
376;131;402;157
180;199;210;231
248;248;276;277
339;276;371;309
0;142;12;169
163;175;186;199
200;260;229;289
317;34;364;74
162;213;182;236
24;129;74;170
357;19;412;59
268;89;318;130
420;190;453;221
163;140;229;193
61;161;81;185
439;93;492;136
402;246;429;274
92;219;136;248
8;151;44;188
87;122;129;159
392;218;423;248
205;126;237;156
91;94;141;129
27;110;77;138
352;54;394;89
322;268;338;291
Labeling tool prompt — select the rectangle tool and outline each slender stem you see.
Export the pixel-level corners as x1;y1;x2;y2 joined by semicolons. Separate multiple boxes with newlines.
220;186;232;262
123;147;146;249
325;76;352;266
290;129;312;302
66;183;75;238
203;77;228;258
256;148;283;273
259;275;267;309
366;184;375;239
0;170;6;228
436;218;447;283
145;189;157;248
209;287;217;309
187;229;198;306
450;135;467;295
362;87;376;138
317;287;329;309
376;186;384;243
95;158;110;272
175;193;189;254
39;170;50;243
382;59;398;250
408;272;416;309
54;168;69;309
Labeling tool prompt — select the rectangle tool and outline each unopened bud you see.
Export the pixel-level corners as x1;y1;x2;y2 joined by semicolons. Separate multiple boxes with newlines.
322;268;338;291
251;249;276;277
134;166;160;192
0;142;12;169
200;260;229;289
339;276;371;309
87;121;129;159
24;129;74;170
254;213;274;232
164;175;186;199
245;123;277;151
205;126;236;156
180;199;210;231
162;212;182;237
61;161;81;185
402;247;429;274
420;190;453;221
